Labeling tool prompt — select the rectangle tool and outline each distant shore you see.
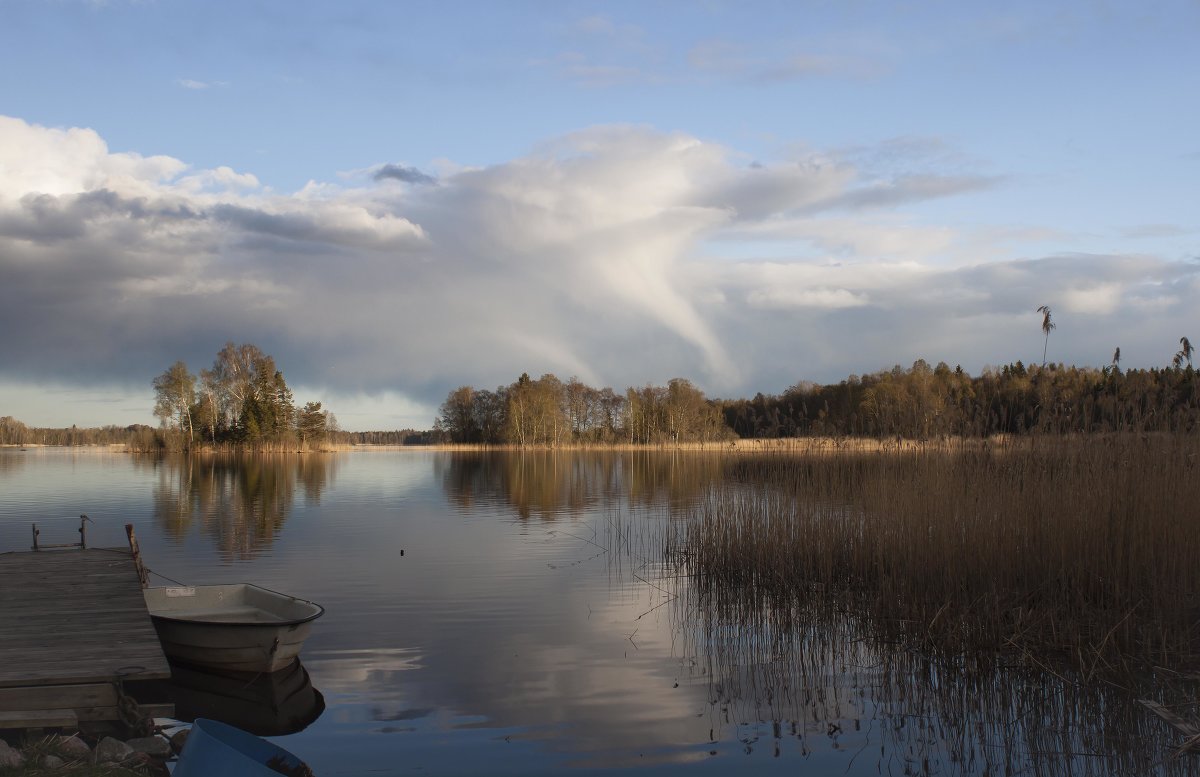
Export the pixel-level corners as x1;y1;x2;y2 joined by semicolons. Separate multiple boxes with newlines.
0;435;1069;455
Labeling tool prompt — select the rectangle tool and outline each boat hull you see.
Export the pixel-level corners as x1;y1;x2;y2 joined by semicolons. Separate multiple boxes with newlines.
175;718;312;777
145;584;323;674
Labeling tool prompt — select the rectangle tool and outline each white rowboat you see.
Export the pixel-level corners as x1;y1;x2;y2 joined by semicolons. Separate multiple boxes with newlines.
144;584;324;673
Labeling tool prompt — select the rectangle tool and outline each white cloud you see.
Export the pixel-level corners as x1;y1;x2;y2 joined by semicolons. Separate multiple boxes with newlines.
1;114;1197;428
727;216;956;261
176;166;262;193
1062;283;1122;315
747;286;869;310
0;116;186;199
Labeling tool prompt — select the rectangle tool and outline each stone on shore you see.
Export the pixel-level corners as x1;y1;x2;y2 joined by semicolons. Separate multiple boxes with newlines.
127;735;172;759
94;736;135;763
0;740;25;768
56;734;91;759
40;754;66;768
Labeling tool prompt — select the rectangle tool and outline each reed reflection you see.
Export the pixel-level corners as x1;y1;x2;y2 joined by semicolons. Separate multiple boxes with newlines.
148;453;337;558
437;450;724;519
671;554;1200;775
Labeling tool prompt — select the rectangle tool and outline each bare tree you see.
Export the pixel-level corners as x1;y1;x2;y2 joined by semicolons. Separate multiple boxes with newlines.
153;361;196;445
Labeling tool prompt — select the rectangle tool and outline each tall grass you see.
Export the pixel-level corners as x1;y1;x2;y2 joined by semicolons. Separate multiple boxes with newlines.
670;434;1200;671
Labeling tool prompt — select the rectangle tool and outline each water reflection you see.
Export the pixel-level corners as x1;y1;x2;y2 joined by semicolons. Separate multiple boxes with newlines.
146;453;337;559
166;658;325;736
8;450;1193;774
0;449;27;475
437;451;723;519
676;583;1200;776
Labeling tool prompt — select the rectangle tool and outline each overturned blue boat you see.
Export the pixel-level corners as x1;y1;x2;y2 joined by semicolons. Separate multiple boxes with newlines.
174;718;314;777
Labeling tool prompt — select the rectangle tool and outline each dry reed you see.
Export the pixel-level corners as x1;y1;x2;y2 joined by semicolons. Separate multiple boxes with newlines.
670;433;1200;671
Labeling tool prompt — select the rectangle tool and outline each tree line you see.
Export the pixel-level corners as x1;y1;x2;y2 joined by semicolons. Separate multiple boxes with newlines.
434;373;732;445
4;330;1198;447
722;359;1200;439
0;417;155;447
151;342;335;450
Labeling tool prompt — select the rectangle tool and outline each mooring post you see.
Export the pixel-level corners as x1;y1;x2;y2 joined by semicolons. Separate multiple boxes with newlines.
31;523;39;551
125;523;149;589
79;514;90;549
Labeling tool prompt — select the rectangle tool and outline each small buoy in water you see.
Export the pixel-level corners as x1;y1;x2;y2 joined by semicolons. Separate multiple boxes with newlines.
400;549;405;556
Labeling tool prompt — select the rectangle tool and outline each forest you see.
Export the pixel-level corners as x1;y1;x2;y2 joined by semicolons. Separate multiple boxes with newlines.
723;357;1200;439
428;356;1199;446
2;337;1198;449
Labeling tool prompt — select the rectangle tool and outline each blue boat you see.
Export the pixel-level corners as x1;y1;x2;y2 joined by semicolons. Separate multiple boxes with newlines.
174;718;313;777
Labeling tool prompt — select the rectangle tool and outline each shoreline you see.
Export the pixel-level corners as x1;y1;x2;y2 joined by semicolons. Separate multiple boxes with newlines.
2;433;1163;455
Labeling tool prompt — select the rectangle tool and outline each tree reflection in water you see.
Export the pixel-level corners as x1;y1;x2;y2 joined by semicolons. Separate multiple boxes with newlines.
146;453;337;559
437;450;723;520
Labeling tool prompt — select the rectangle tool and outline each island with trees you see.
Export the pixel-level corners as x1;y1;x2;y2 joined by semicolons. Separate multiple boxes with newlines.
149;342;333;450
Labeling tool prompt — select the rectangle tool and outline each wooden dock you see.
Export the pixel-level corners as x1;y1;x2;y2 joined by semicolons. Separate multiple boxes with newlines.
0;548;173;731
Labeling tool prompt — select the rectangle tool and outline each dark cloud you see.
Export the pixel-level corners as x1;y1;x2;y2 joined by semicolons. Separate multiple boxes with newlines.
372;164;436;185
0;190;201;244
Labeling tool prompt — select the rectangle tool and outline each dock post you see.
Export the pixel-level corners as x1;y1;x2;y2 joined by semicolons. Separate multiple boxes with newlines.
125;523;149;589
79;515;89;549
31;523;39;551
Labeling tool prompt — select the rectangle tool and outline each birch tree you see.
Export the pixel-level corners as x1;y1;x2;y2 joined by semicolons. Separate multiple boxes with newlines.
153;361;196;445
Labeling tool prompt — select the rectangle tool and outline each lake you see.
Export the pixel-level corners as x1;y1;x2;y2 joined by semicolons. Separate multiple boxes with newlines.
0;447;1190;776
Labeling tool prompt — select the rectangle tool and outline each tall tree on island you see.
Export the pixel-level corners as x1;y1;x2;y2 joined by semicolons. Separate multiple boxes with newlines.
208;342;268;432
296;401;328;446
153;361;196;445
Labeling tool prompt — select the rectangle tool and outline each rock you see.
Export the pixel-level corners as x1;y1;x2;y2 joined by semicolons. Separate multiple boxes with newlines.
126;751;171;776
127;735;172;759
41;754;65;768
0;739;24;769
169;728;190;754
56;734;91;759
94;736;134;763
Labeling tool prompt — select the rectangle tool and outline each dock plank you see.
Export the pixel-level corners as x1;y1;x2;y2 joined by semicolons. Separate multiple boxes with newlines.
0;549;171;689
0;709;79;729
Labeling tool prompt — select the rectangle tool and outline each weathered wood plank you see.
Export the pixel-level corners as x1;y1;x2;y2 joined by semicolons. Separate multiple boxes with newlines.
0;683;117;712
0;549;170;689
137;703;176;720
0;709;79;729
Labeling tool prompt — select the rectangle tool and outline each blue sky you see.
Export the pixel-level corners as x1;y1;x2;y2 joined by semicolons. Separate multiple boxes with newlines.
1;1;1197;430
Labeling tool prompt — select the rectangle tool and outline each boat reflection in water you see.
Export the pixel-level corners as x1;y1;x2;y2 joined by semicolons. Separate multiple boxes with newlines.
166;657;325;737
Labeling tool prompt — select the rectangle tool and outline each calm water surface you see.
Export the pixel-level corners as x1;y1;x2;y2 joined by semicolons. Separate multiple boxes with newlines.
0;448;1187;776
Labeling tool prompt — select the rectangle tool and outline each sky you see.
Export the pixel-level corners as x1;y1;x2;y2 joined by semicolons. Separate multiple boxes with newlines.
0;1;1197;431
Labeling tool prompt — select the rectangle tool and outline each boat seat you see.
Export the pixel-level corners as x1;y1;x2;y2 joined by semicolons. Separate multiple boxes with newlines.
159;606;289;624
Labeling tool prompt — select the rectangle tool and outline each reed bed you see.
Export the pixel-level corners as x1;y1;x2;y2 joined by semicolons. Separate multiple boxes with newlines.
670;582;1200;775
670;433;1200;672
